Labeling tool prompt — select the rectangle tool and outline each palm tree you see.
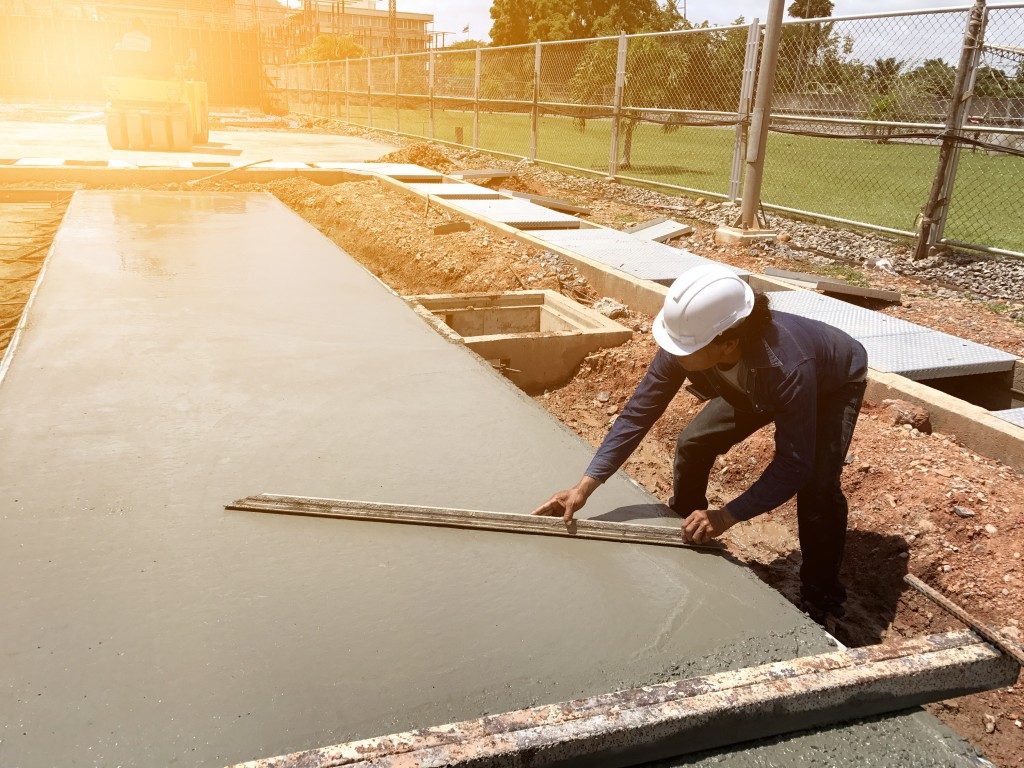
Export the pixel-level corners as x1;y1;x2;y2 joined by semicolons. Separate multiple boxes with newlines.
867;57;904;95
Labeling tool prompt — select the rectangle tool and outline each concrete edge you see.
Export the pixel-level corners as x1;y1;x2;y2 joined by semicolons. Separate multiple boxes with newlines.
0;167;367;186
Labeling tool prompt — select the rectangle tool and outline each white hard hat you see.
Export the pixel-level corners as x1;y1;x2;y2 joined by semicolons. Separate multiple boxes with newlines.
653;264;755;356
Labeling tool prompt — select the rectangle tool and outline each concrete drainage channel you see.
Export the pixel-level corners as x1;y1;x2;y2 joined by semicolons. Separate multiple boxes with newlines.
407;290;632;394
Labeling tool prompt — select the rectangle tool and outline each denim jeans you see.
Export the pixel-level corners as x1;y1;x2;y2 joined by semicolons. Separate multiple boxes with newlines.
669;380;867;612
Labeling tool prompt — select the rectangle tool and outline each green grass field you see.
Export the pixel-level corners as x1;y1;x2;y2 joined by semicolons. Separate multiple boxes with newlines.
323;97;1023;254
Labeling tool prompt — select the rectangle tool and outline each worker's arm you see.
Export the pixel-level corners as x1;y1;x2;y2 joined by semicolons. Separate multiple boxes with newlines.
532;349;687;524
726;361;818;521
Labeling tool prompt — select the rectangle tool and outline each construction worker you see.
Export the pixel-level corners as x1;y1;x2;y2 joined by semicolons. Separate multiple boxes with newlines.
533;264;868;621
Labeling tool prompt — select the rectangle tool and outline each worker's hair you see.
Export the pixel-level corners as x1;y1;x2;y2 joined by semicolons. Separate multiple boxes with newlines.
715;292;772;344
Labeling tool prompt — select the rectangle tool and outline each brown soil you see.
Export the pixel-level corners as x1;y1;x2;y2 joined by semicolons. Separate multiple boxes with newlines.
0;200;65;357
377;143;459;173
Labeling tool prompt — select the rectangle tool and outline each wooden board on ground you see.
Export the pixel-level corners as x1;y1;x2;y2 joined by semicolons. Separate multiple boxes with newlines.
764;267;900;304
624;217;695;242
450;168;513;182
502;190;592;216
818;281;902;303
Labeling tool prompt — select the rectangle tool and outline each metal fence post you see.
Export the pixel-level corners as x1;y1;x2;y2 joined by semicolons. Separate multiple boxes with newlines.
345;58;351;124
426;50;435;139
394;54;401;134
608;33;628;179
307;61;314;115
532;41;548;162
324;61;331;117
729;18;761;202
367;58;373;129
917;0;988;256
736;0;785;232
472;47;481;149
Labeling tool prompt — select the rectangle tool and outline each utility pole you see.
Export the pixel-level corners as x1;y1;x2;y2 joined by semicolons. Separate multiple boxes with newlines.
715;0;784;245
914;0;987;259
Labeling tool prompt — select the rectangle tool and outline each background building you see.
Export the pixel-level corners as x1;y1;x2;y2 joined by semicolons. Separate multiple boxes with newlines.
290;0;433;56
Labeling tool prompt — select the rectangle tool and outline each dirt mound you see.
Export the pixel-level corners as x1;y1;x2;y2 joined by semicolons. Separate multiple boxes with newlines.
379;143;456;172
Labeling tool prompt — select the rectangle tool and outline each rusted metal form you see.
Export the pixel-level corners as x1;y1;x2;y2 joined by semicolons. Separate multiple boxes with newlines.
226;494;726;552
231;630;1019;768
905;573;1024;666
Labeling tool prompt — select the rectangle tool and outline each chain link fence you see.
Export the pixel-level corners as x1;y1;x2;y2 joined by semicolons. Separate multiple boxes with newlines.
277;3;1024;257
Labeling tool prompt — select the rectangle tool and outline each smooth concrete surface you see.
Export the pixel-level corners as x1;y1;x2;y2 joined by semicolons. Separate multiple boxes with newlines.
0;192;982;768
0;119;394;164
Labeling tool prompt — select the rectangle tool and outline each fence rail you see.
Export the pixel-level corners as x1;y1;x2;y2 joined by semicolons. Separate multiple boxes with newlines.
274;3;1024;257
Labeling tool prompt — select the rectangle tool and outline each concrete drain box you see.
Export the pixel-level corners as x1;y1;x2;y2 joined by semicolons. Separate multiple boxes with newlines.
408;290;632;393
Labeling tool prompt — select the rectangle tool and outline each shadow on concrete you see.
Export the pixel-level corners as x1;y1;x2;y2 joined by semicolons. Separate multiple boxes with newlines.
589;503;679;524
747;528;911;646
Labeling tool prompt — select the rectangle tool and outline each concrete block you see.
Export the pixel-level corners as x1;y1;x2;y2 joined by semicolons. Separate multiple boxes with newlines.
714;225;779;245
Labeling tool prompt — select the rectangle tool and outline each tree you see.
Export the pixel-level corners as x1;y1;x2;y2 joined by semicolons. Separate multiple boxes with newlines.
443;39;489;50
974;65;1014;97
489;0;674;45
777;0;836;92
788;0;833;18
905;58;956;98
292;34;364;63
867;57;903;95
566;12;746;169
489;0;536;46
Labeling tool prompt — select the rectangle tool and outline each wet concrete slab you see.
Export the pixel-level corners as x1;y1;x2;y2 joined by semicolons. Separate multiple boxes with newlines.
0;192;984;767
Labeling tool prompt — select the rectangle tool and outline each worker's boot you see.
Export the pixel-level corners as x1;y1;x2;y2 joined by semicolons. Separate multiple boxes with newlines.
799;584;847;625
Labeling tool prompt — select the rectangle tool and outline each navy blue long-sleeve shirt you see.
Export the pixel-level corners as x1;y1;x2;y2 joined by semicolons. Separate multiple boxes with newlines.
585;310;867;520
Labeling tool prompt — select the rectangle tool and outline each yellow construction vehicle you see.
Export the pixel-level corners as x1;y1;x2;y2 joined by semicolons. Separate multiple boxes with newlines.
104;72;209;152
103;27;210;157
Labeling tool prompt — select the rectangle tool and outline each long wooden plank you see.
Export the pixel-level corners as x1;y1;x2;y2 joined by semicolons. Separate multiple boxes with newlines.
228;629;1018;768
225;494;725;552
503;190;593;216
905;573;1024;665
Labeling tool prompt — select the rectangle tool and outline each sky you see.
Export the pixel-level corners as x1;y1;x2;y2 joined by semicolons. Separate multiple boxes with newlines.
397;1;972;41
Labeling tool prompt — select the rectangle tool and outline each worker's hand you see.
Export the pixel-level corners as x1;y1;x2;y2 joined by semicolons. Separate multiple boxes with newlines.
682;507;738;545
531;476;601;526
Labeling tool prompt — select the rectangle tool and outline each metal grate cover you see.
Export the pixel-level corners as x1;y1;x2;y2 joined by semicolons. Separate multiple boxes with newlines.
532;229;744;283
768;290;1017;380
767;290;919;337
993;408;1024;429
445;198;581;230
